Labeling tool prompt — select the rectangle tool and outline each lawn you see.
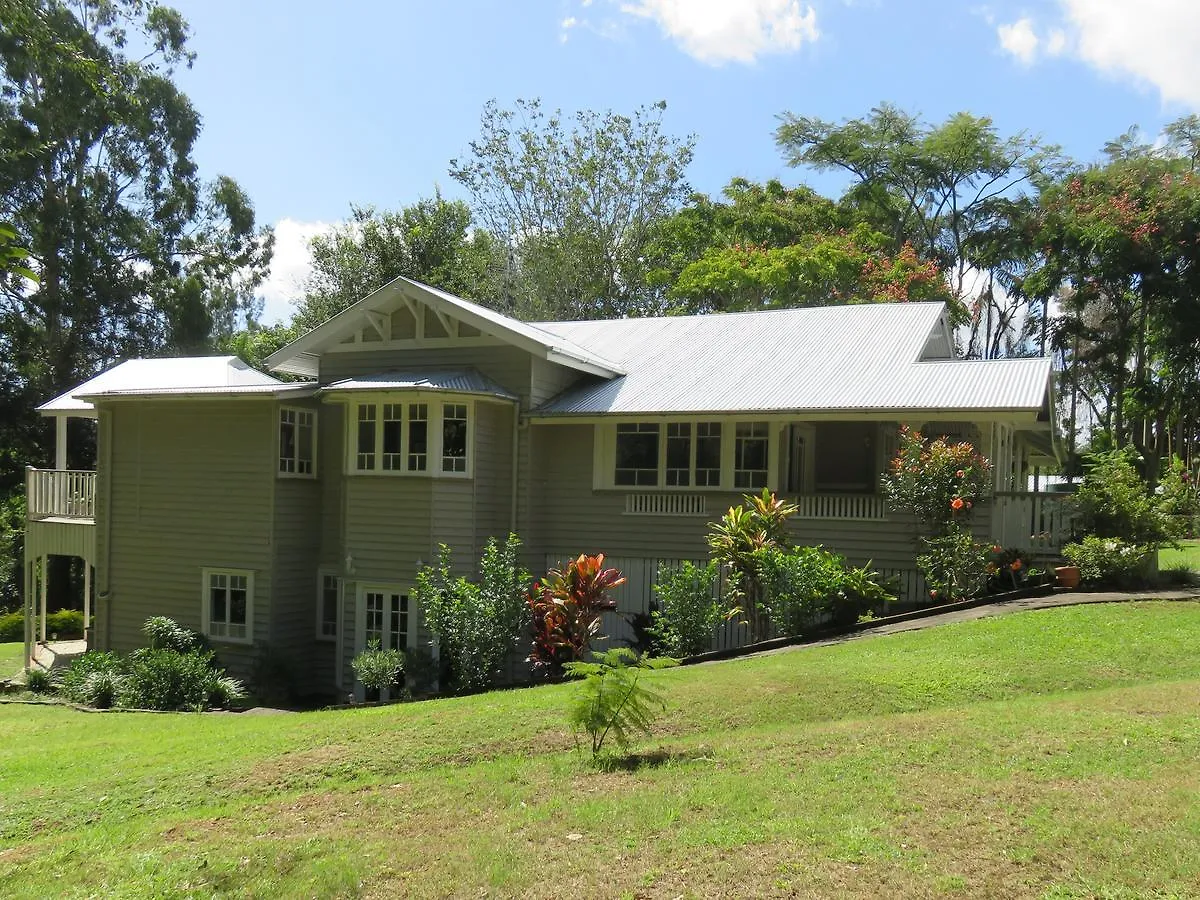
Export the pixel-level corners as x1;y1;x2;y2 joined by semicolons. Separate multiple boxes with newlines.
1161;538;1200;571
2;601;1200;898
0;642;22;679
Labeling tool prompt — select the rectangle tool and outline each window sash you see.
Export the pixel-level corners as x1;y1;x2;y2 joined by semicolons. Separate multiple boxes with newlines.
441;403;468;473
319;574;339;639
613;421;724;489
615;422;660;486
735;422;770;489
279;407;315;476
352;399;467;476
204;569;252;642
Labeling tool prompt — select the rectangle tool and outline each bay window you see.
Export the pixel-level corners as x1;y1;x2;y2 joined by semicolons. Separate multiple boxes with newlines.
350;397;470;477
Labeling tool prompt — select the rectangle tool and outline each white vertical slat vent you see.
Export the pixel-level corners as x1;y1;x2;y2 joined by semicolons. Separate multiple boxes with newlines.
793;494;886;521
623;493;708;517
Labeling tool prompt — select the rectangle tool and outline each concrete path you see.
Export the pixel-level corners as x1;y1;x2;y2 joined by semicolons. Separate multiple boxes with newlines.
742;588;1200;661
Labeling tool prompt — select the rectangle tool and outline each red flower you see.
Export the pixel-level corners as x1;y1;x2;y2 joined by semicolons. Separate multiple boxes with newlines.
1010;560;1023;572
950;497;965;511
955;469;965;478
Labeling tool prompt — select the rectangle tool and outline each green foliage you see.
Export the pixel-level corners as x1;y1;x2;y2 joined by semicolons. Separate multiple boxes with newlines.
142;615;205;653
1073;448;1170;546
881;426;992;535
450;98;695;319
755;546;896;635
23;666;54;694
564;647;678;758
0;610;23;642
119;648;225;711
917;526;991;603
351;641;406;697
1063;536;1153;587
59;651;124;708
414;534;531;693
706;489;799;642
527;554;625;680
1156;455;1199;538
0;495;25;608
45;609;84;638
648;561;723;657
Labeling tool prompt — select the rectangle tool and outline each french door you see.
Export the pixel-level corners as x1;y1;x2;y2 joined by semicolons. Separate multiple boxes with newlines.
356;584;414;700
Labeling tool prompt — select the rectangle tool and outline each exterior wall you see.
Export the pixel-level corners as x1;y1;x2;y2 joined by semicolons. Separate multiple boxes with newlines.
319;345;535;403
95;400;275;681
530;357;584;407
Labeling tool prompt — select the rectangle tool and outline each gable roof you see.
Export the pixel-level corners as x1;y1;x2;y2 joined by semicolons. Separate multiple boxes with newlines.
531;303;1053;416
38;357;283;414
264;276;624;379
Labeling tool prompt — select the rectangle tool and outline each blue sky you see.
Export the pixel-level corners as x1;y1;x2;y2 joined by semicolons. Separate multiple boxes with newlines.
163;0;1200;322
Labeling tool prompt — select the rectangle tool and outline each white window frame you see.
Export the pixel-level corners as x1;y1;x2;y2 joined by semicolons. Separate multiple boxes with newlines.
345;394;472;479
354;583;417;702
733;421;771;490
316;570;341;642
200;567;254;644
278;406;317;478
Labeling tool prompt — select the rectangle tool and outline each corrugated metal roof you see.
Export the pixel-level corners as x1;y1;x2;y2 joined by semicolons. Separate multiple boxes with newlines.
321;368;517;400
40;357;281;412
531;303;1052;415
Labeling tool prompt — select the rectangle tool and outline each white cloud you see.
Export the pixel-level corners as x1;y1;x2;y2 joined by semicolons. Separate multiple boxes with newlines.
617;0;820;65
995;1;1200;110
257;217;336;325
997;17;1039;65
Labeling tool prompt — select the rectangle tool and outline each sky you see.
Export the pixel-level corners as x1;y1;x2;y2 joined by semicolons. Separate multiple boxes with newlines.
162;0;1200;324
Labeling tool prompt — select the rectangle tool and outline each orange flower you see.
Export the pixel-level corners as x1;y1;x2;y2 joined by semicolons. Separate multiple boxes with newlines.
1010;559;1023;571
950;497;965;511
992;544;1003;554
955;469;965;478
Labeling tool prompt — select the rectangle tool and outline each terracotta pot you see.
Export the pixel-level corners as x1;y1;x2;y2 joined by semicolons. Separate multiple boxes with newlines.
1055;565;1081;589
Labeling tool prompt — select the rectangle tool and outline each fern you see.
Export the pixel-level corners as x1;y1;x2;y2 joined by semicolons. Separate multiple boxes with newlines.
565;647;678;758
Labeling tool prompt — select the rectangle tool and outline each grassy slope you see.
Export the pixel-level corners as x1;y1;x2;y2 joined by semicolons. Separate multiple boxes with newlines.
1;602;1199;899
0;642;22;679
1161;538;1200;570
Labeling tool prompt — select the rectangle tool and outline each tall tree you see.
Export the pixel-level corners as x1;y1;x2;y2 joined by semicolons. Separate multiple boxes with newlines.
775;105;1059;352
0;0;272;486
450;98;695;319
292;196;504;333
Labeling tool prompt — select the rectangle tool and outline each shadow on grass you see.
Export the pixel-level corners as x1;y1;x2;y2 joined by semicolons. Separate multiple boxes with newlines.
593;745;715;772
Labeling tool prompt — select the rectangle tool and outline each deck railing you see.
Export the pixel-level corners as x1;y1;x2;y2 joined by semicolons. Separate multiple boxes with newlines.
793;493;887;521
991;491;1075;554
26;467;96;521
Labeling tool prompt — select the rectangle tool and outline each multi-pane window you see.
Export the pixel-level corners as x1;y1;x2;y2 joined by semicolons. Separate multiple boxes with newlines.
279;408;315;476
615;423;660;486
364;589;408;650
735;422;770;489
318;574;339;639
204;569;252;642
382;403;404;470
353;400;466;475
695;422;722;486
408;403;428;471
442;403;468;473
666;423;691;486
356;405;377;470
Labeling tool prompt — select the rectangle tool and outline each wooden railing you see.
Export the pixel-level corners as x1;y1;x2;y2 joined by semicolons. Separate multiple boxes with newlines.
793;493;887;521
26;468;96;521
624;493;708;516
991;491;1074;554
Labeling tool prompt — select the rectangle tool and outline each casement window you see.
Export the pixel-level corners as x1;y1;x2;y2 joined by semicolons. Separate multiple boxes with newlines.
734;422;770;489
351;398;468;476
279;407;315;476
611;420;726;489
363;587;409;651
202;568;253;643
317;573;340;640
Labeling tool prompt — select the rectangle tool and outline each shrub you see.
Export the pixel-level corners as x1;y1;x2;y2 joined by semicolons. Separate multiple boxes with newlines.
45;609;84;639
1073;448;1170;546
648;561;723;657
0;610;22;642
707;489;798;641
207;674;247;709
119;647;222;711
414;533;530;693
142;615;206;652
59;651;124;704
755;546;897;634
528;553;624;680
881;426;992;534
565;647;678;759
23;666;55;694
1062;536;1153;587
917;525;991;602
1157;455;1199;538
351;640;406;699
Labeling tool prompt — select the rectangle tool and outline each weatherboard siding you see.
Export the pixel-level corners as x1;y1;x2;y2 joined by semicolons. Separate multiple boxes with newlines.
271;458;323;696
530;357;584;407
319;346;534;404
100;401;275;680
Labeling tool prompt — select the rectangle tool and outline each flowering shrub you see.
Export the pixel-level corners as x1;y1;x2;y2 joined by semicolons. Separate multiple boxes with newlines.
882;426;992;534
1062;536;1153;587
917;529;991;603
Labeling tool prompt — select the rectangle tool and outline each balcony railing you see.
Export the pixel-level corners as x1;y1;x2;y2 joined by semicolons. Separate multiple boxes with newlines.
991;491;1074;554
26;467;96;521
793;493;887;521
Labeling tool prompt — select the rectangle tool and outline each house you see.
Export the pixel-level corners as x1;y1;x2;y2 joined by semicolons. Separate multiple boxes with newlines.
22;277;1065;696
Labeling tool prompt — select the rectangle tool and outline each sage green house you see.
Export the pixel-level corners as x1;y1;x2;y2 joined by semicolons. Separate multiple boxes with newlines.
23;277;1064;696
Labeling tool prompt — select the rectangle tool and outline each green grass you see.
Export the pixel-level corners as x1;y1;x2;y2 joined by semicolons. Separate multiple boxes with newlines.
1160;538;1200;571
2;601;1200;898
0;642;23;679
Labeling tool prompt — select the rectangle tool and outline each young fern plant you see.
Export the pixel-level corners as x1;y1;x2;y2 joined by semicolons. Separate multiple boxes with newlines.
565;647;678;759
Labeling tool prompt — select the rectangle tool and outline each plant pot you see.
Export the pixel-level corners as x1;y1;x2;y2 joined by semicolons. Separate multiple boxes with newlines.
1055;565;1081;589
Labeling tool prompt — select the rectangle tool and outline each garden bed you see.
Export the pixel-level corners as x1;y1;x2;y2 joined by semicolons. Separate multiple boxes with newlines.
682;581;1058;665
